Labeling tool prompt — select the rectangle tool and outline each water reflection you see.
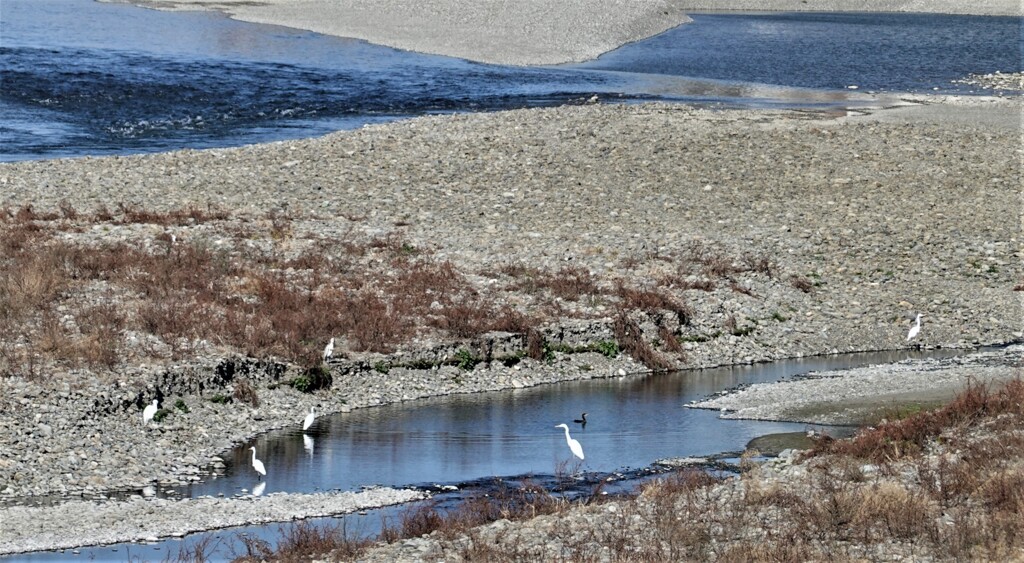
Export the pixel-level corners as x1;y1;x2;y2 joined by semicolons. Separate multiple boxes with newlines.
185;348;971;500
303;434;315;457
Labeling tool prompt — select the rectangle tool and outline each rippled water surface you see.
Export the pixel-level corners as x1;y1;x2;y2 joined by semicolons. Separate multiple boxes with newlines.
2;0;1020;160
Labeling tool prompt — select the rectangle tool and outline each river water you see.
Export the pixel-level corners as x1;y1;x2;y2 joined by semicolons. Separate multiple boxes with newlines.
1;3;1020;559
1;1;1020;161
6;348;975;562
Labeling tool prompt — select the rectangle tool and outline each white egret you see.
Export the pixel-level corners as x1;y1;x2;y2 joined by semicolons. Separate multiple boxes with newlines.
555;423;585;460
322;338;335;362
303;406;316;431
249;446;266;480
906;313;922;342
573;412;587;425
142;399;158;425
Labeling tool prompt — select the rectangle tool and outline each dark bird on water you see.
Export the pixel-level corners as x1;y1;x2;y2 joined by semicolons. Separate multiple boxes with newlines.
573;412;587;425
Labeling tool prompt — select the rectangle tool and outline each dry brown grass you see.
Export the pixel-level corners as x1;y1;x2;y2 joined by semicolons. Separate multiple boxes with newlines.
346;380;1024;562
1;204;805;380
807;378;1024;462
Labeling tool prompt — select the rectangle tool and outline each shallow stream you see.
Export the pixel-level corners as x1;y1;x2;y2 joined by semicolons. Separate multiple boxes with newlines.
4;347;974;561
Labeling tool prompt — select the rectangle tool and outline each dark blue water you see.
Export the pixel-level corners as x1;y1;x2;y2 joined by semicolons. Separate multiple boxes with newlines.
579;12;1023;92
1;0;1020;161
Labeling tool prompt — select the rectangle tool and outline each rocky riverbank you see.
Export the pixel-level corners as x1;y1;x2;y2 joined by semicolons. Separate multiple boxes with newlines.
0;98;1021;553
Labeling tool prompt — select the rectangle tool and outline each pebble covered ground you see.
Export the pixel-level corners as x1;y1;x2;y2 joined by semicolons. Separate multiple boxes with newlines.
689;345;1024;424
0;98;1021;554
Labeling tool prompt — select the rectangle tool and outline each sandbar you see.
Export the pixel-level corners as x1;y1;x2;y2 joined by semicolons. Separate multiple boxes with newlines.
113;0;1022;66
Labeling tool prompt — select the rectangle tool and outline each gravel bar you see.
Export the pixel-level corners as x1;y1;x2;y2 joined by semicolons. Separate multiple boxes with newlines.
689;344;1024;425
114;0;1022;66
0;487;424;555
112;0;692;66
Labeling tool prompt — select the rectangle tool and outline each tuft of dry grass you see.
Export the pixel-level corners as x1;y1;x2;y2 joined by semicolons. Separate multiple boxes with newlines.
233;379;260;407
789;274;815;293
613;312;673;371
807;378;1024;462
343;379;1024;562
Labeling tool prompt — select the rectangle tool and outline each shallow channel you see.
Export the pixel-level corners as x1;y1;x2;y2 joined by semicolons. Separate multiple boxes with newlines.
3;347;976;562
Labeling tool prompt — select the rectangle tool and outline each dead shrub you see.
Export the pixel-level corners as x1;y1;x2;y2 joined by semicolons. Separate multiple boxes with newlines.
657;325;683;354
526;327;545;361
741;253;776;277
978;469;1024;514
789;274;815;293
809;378;1024;463
616;284;691;325
487;306;535;335
233;378;259;407
71;301;125;369
541;266;599;301
430;301;496;339
640;469;722;502
614;312;672;371
719;540;816;563
851;481;935;540
58;200;78;220
93;204;114;222
345;292;412;354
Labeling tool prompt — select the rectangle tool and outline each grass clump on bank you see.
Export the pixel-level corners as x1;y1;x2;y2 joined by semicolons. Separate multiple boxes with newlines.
227;378;1024;562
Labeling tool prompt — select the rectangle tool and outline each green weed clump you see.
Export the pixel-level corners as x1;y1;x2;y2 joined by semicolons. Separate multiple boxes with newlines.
289;366;332;393
454;349;480;371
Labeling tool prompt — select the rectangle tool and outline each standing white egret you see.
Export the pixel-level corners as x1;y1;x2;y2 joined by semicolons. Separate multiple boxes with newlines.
142;399;158;426
322;338;335;362
555;423;585;460
906;313;922;342
249;446;266;480
303;406;316;431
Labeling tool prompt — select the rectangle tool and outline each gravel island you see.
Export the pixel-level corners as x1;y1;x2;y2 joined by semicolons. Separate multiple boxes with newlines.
113;0;1023;66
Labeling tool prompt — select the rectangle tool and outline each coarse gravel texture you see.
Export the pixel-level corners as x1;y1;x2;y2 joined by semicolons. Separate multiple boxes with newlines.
954;70;1024;92
688;344;1024;425
0;486;424;555
1;99;1021;553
